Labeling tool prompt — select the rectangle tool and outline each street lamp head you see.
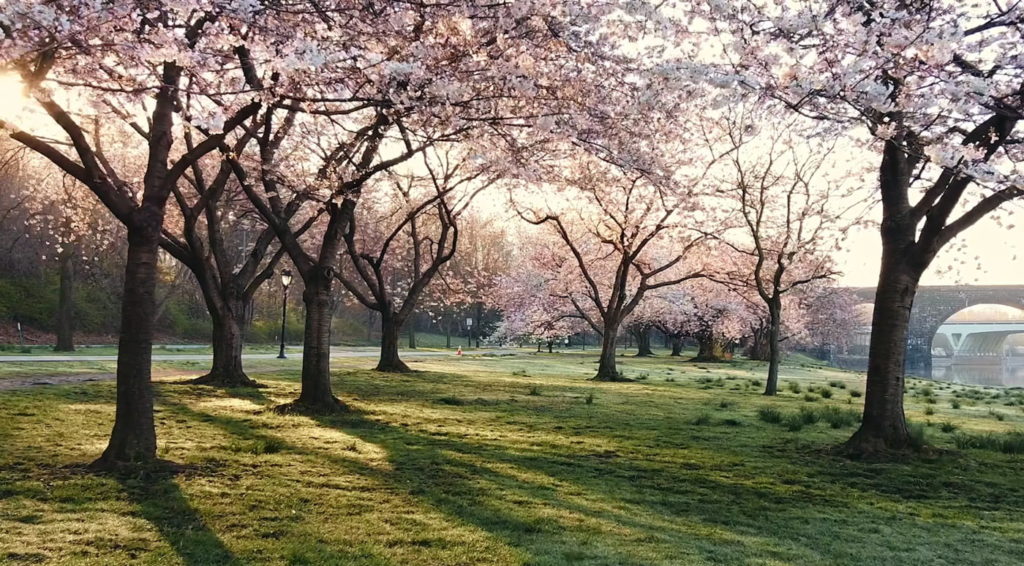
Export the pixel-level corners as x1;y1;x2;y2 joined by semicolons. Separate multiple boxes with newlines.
281;269;293;288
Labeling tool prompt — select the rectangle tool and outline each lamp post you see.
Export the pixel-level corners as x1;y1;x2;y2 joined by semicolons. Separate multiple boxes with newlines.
277;269;292;359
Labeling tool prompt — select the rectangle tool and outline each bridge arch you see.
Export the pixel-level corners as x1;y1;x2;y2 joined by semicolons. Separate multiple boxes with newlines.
850;285;1024;376
932;304;1024;356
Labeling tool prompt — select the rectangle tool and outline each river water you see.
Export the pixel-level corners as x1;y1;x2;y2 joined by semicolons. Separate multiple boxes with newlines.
931;358;1024;387
832;356;1024;387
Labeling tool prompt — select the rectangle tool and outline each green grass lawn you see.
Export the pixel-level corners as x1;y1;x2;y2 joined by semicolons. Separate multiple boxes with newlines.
0;332;465;355
0;344;292;357
1;353;1023;565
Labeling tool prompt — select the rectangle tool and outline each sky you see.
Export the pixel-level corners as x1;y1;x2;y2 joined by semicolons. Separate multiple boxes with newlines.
836;214;1024;287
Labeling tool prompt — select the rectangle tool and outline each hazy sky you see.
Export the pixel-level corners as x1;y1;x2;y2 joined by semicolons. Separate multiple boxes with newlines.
836;214;1024;287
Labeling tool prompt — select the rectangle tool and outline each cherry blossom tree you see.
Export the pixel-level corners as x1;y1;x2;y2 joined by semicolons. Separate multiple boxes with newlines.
1;145;120;351
335;146;495;372
423;212;510;348
707;108;858;394
653;280;753;362
0;2;311;467
702;1;1024;453
514;152;708;381
228;2;645;412
489;254;589;349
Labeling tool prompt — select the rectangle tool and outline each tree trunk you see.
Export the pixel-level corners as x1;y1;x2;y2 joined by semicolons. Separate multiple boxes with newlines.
377;313;411;372
92;229;159;468
277;272;345;414
763;301;782;396
54;245;75;352
633;326;654;357
445;319;451;349
844;259;920;455
670;336;683;357
593;321;628;381
407;318;417;349
191;296;260;388
693;330;725;362
475;302;483;348
746;324;771;361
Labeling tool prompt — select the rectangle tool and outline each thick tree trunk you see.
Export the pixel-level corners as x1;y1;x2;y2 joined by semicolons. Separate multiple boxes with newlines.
54;246;75;352
693;330;726;362
633;326;654;357
277;272;345;414
377;313;411;372
670;336;683;357
844;259;920;455
191;296;260;388
593;321;628;381
92;229;159;468
763;301;782;396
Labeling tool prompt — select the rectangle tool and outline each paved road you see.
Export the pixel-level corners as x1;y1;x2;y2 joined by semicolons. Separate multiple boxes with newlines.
0;348;512;363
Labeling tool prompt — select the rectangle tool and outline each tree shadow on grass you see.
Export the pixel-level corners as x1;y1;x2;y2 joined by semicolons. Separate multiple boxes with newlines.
115;470;238;566
304;411;808;565
144;371;1024;565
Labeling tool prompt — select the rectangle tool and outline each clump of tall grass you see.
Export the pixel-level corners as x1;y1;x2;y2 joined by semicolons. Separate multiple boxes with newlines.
952;430;1024;454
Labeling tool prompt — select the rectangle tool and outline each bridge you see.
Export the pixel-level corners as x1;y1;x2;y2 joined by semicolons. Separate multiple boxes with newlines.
850;285;1024;375
934;322;1024;357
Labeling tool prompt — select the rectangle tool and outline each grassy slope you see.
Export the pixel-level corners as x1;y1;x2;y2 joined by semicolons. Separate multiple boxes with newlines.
1;352;1023;565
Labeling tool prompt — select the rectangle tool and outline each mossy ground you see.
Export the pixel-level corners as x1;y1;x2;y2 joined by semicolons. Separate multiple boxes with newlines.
1;350;1022;565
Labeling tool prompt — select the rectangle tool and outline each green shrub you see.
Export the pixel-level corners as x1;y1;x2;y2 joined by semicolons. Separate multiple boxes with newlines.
757;406;783;424
437;396;466;406
820;406;860;429
828;380;846;389
924;406;935;416
798;406;820;425
717;399;734;409
802;393;819;403
989;409;1005;421
907;422;928;450
585;392;595;405
951;399;962;409
786;381;801;394
527;385;541;396
229;437;285;455
819;388;833;399
849;390;862;398
782;413;805;432
939;421;958;433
